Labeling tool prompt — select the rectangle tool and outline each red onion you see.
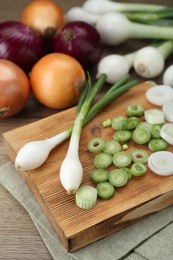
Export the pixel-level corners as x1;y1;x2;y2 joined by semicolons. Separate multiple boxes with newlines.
0;21;46;72
52;21;102;69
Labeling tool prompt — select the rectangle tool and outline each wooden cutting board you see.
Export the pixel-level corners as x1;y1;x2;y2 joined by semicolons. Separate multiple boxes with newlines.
3;81;173;252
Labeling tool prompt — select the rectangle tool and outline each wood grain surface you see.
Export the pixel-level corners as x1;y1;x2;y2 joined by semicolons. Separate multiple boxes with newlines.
3;81;173;252
0;0;173;259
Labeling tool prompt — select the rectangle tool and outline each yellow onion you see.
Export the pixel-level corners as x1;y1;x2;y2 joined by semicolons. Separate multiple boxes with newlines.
30;53;86;109
0;59;30;119
21;0;65;38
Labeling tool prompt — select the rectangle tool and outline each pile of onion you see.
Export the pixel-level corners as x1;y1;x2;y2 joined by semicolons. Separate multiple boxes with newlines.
0;21;46;72
30;53;86;109
20;0;65;38
0;59;30;119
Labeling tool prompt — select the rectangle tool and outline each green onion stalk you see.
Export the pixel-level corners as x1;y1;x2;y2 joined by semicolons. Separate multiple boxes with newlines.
15;74;138;185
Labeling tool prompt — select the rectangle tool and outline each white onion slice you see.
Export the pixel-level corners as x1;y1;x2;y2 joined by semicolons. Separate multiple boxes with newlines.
163;100;173;122
148;151;173;176
160;123;173;145
144;109;165;124
146;85;173;106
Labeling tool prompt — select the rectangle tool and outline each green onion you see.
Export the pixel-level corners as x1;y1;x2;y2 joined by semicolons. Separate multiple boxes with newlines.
131;163;147;176
112;152;132;168
111;116;127;130
60;74;107;194
132;128;151;145
97;182;115;200
94;152;112;169
109;169;128;187
102;140;121;155
114;130;132;143
75;185;97;209
15;74;138;173
148;138;168;152
131;149;149;164
87;137;105;153
127;104;144;117
91;169;109;183
83;0;165;14
96;12;173;46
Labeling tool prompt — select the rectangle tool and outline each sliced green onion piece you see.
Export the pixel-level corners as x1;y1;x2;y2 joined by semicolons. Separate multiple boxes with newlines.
131;149;149;163
136;121;152;133
91;169;109;183
111;116;127;130
94;152;112;169
122;144;128;150
97;182;115;200
151;124;163;138
132;128;151;144
76;185;97;209
102;118;112;127
122;117;140;130
114;129;132;143
127;104;144;116
109;169;128;187
102;140;121;155
163;101;173;123
87;137;105;153
131;163;147;176
148;151;173;176
120;167;132;180
148;138;168;152
160;123;173;145
144;109;165;124
113;152;132;167
146;85;173;106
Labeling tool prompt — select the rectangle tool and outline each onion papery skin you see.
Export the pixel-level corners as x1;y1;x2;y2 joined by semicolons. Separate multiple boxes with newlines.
52;21;102;69
0;21;46;72
30;53;86;109
20;0;65;39
0;59;30;119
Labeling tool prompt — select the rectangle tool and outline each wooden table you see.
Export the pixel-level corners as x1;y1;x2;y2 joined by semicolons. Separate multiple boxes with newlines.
0;0;172;259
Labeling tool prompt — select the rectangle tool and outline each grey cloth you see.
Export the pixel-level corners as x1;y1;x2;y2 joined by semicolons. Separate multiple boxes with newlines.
0;162;173;260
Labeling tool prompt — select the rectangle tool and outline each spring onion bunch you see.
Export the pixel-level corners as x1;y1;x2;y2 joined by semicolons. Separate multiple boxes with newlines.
59;74;138;194
15;74;138;192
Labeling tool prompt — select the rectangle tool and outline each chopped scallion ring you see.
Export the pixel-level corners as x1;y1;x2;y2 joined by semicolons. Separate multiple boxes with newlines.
148;151;173;176
146;85;173;106
94;152;112;169
144;109;165;124
87;137;105;153
103;140;121;155
132;128;151;144
127;104;144;117
148;138;168;152
114;130;132;143
160;123;173;145
76;185;97;209
131;149;149;163
111;116;127;130
97;182;115;200
109;169;128;187
131;163;146;176
113;152;132;167
122;116;140;130
91;169;109;183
